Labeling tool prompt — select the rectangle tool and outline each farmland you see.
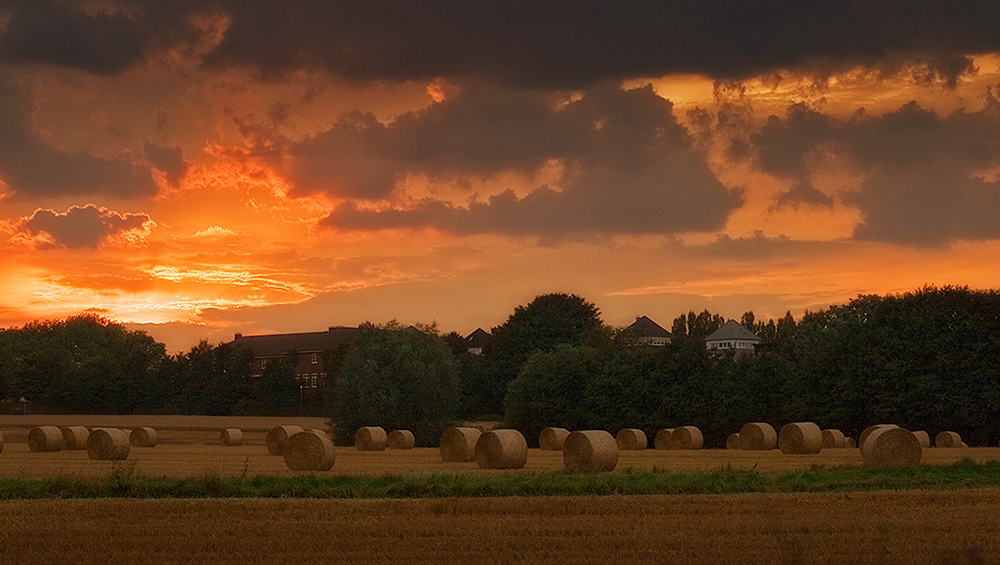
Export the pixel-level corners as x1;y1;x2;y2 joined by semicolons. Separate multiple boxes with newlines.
2;415;1000;563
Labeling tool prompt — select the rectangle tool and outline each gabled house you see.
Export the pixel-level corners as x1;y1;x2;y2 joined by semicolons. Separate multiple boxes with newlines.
231;326;357;390
624;315;672;346
464;328;491;355
705;319;761;356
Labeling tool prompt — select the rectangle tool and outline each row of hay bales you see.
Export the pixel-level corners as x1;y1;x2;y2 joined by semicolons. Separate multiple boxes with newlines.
24;425;159;453
441;426;620;472
20;425;144;461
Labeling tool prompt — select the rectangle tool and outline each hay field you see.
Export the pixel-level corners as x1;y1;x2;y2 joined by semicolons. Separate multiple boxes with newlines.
1;416;998;478
2;491;999;564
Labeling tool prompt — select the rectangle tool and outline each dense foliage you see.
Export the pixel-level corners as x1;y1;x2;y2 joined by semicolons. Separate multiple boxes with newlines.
330;324;460;446
2;286;1000;448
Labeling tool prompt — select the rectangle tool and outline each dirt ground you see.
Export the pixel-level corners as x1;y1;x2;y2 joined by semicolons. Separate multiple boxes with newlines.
1;491;999;564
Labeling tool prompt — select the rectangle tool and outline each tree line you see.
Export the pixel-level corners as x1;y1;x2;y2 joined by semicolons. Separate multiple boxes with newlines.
2;285;999;448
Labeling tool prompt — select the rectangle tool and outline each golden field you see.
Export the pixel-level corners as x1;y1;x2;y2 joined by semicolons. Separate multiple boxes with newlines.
0;415;997;477
1;492;999;564
2;416;1000;564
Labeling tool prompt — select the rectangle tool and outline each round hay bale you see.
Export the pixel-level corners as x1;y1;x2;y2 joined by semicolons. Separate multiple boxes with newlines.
266;425;304;455
563;430;618;472
653;428;674;450
861;427;922;466
859;424;897;447
935;431;962;448
475;429;528;469
670;426;704;450
726;433;742;450
61;426;90;450
538;427;570;451
739;423;777;451
821;429;846;449
87;428;130;461
439;427;481;462
220;428;244;446
779;422;823;454
387;429;415;449
130;427;158;448
284;430;335;471
912;430;931;448
615;428;647;451
354;426;388;451
846;437;857;449
28;426;64;452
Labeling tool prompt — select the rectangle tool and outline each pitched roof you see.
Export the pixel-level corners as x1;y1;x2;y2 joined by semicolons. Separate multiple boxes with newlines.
464;328;492;349
230;326;357;357
705;319;761;343
626;315;672;338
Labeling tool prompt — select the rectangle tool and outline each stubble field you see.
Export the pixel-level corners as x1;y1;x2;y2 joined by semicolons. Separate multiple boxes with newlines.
1;415;999;564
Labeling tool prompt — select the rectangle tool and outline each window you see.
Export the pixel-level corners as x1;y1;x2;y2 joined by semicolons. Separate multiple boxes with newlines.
311;353;319;364
312;376;318;387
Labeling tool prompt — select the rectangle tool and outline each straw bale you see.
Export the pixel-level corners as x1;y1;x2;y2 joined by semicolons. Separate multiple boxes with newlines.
739;423;777;451
283;430;335;471
935;431;962;448
821;429;846;449
28;426;64;452
266;425;304;455
912;431;931;448
439;427;481;462
130;427;158;447
779;422;823;454
354;426;388;451
387;429;415;449
475;429;528;469
615;428;648;451
220;428;244;446
61;426;90;450
726;433;742;450
670;426;704;450
846;437;857;448
538;427;570;451
861;427;922;466
859;424;897;447
563;430;618;472
87;428;130;461
961;442;969;448
653;428;675;450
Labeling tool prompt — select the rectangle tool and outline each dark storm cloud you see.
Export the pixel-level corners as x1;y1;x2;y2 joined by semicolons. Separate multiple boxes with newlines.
309;84;742;236
745;95;1000;245
143;142;187;186
18;205;151;249
0;79;158;199
2;1;998;86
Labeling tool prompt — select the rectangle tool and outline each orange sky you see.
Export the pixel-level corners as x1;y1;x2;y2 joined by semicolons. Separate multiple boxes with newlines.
2;3;1000;352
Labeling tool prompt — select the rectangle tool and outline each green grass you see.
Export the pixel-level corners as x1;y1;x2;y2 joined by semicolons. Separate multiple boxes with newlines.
2;459;1000;500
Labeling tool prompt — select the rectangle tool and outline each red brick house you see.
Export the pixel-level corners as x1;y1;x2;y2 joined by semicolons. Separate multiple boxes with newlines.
230;326;357;391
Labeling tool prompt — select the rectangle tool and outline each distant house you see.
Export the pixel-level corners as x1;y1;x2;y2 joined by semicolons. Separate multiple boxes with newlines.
231;326;357;390
624;315;672;346
705;319;761;356
464;328;492;355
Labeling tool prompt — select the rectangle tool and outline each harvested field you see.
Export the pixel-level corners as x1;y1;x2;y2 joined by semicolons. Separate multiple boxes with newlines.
2;491;1000;564
1;426;999;478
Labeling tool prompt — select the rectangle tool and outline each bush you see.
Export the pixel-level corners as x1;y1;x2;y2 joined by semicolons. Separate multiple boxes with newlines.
331;326;459;447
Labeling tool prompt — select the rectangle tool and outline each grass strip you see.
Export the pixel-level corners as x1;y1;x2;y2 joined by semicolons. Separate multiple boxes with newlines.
2;459;1000;500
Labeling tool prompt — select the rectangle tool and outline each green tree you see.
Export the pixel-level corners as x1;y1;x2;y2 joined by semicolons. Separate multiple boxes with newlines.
3;315;169;414
488;293;608;415
331;326;459;446
504;344;600;444
258;352;301;416
169;341;251;415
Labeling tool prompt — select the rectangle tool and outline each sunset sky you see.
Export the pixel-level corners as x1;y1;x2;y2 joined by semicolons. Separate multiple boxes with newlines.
1;1;1000;352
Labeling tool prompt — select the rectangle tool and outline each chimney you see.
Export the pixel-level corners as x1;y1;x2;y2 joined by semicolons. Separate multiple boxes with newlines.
234;333;243;340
